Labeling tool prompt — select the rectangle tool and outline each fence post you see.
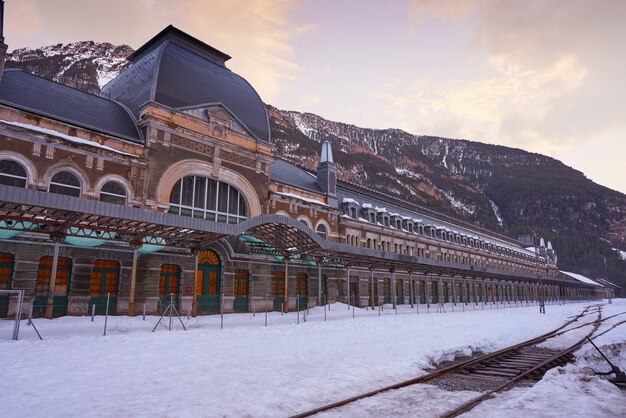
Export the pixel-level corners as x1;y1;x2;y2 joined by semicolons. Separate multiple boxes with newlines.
220;292;224;330
264;293;268;327
297;292;300;325
169;293;173;331
143;303;146;321
103;292;110;336
91;303;96;322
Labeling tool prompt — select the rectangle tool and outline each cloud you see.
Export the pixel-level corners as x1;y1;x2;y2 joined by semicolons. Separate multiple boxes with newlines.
394;0;626;157
5;0;311;103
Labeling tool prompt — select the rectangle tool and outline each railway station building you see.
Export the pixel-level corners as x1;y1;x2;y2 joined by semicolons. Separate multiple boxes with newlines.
0;26;612;319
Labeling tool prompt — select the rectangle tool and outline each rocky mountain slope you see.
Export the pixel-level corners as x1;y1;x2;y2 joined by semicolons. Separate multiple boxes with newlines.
6;42;626;290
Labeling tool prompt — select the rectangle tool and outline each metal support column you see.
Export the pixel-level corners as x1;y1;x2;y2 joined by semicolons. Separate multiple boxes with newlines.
128;248;139;316
284;258;289;313
45;241;61;319
192;251;199;317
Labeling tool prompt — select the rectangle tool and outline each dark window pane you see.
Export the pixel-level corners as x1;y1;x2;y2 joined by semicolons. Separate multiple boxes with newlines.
100;193;126;205
0;160;27;187
49;171;81;197
170;180;181;204
228;186;239;215
181;176;195;206
206;179;217;211
238;195;247;217
194;176;206;209
218;182;229;213
51;171;80;187
49;184;81;197
100;181;126;205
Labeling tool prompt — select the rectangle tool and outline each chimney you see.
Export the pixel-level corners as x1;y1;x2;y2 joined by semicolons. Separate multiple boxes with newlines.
0;1;7;82
317;140;337;206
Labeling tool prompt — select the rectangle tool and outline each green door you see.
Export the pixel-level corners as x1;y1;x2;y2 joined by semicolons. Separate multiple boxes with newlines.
89;260;119;315
296;273;308;310
233;269;249;312
272;272;285;311
369;281;379;307
33;256;72;317
431;281;439;304
383;278;391;304
159;264;180;314
396;279;404;305
196;251;221;314
0;253;14;318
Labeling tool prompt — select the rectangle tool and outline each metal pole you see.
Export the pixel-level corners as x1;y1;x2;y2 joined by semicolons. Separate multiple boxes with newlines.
284;259;289;313
370;269;375;310
13;290;24;340
318;263;322;306
169;293;173;331
391;270;397;311
324;294;327;321
220;292;224;329
103;292;110;336
45;241;60;319
128;248;139;316
409;273;414;309
91;303;96;322
264;293;268;327
347;267;350;309
142;303;146;320
192;252;199;317
297;292;300;324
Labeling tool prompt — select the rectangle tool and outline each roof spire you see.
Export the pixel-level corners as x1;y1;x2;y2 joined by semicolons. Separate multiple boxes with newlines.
320;140;334;164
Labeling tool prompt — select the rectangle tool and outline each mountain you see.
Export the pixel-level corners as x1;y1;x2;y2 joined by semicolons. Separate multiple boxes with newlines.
6;42;626;291
6;41;133;94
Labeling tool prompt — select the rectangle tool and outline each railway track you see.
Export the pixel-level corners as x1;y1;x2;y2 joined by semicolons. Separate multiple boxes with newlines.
291;304;623;418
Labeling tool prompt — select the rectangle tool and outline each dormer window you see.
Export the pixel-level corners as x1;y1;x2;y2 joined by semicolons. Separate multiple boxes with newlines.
350;207;356;218
369;213;375;223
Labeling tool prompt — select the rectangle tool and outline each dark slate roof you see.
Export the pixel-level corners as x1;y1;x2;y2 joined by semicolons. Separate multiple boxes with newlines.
270;160;323;194
102;26;270;143
0;70;142;143
336;182;526;248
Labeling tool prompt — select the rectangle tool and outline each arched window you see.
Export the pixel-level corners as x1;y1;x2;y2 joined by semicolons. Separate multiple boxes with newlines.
49;171;81;197
169;176;248;224
100;181;127;205
0;160;27;188
316;223;327;240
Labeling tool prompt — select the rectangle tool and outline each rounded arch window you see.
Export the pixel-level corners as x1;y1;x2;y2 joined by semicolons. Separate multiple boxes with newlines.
169;175;248;224
49;171;81;197
316;223;327;240
0;160;27;188
100;181;127;205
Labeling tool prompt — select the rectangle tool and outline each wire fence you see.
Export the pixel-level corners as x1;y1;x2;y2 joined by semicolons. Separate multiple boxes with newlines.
0;292;602;342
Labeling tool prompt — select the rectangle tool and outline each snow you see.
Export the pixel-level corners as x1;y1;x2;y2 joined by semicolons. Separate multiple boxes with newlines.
2;300;624;417
488;197;504;227
274;191;329;207
0;120;135;156
613;248;626;261
561;270;601;286
343;197;359;205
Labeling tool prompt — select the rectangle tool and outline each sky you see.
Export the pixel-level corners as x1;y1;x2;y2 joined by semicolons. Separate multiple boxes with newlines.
5;0;626;194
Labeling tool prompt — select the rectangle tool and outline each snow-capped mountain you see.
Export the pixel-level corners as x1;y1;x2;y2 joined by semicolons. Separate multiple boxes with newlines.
7;41;132;94
5;41;626;286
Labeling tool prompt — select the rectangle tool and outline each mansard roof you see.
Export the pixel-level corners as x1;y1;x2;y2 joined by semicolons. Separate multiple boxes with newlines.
270;160;323;194
0;69;142;143
101;25;270;143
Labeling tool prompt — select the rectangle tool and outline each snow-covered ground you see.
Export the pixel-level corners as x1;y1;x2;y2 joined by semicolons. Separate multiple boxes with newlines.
1;300;624;417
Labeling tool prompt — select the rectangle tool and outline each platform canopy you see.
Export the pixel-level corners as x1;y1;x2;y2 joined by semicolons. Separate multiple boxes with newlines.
0;184;587;285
